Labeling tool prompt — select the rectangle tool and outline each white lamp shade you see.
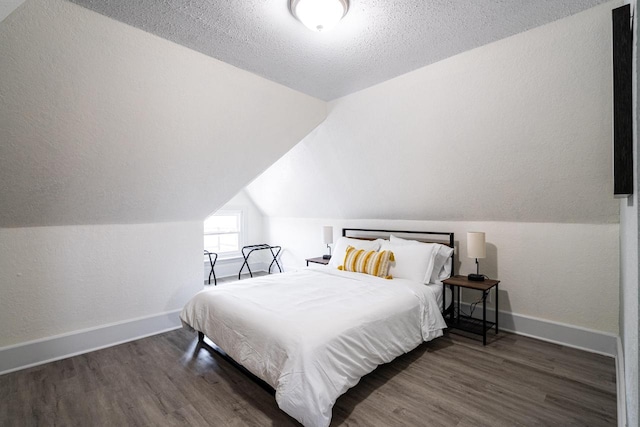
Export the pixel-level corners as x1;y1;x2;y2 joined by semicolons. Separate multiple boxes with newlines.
323;226;334;245
467;232;486;259
290;0;348;32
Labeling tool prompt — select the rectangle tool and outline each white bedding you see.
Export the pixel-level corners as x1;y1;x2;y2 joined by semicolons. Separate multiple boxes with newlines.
180;266;447;427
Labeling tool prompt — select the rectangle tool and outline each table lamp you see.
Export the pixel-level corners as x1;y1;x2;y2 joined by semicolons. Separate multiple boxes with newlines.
322;226;333;259
467;231;486;281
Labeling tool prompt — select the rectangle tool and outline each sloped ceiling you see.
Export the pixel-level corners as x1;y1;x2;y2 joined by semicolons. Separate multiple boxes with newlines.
0;0;24;22
0;0;619;228
246;2;620;224
0;0;326;227
68;0;610;101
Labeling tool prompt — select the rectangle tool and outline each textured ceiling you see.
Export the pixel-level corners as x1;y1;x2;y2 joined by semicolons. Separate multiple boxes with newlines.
0;0;25;23
67;0;610;101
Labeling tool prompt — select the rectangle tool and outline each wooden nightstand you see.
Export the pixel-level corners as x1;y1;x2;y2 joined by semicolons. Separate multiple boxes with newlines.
442;275;500;345
306;257;330;266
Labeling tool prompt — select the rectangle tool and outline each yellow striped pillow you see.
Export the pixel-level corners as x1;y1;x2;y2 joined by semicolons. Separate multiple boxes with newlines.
337;245;395;279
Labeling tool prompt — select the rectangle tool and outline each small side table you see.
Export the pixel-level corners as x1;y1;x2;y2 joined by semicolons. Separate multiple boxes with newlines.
306;257;330;266
442;275;500;345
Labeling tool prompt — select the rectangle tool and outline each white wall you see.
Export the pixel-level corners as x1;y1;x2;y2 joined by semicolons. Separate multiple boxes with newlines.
0;222;202;348
619;130;638;425
266;218;619;336
0;0;326;228
619;1;639;424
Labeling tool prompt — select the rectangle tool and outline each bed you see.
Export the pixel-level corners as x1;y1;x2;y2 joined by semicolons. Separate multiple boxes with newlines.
180;229;454;427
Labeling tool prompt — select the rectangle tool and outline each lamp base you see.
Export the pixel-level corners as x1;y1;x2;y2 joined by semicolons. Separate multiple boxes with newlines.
322;255;332;260
467;273;485;282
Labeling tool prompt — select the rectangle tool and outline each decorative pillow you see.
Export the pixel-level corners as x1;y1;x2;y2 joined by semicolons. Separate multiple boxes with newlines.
338;245;394;279
380;240;438;283
328;237;381;268
390;235;454;283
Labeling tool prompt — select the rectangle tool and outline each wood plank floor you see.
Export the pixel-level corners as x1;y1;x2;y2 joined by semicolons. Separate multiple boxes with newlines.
0;326;616;426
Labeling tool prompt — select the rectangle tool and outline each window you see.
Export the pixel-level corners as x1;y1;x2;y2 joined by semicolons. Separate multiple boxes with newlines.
204;210;244;255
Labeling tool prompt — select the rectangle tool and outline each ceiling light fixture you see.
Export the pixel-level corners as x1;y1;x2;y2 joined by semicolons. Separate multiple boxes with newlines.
289;0;349;32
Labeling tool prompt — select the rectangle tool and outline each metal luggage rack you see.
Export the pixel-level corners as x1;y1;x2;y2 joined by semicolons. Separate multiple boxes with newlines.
204;250;218;285
238;244;282;280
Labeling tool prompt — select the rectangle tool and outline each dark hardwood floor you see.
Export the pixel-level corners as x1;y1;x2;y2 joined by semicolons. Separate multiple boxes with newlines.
0;322;616;426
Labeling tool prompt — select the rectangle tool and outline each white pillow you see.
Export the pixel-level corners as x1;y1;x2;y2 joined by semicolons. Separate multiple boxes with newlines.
328;237;381;268
432;244;454;282
390;235;420;245
389;235;453;283
379;240;438;283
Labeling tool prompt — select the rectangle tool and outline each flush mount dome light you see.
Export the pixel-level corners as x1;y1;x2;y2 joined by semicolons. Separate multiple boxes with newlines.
290;0;349;32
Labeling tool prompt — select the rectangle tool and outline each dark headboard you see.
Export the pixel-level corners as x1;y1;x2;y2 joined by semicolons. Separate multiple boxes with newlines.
342;228;455;275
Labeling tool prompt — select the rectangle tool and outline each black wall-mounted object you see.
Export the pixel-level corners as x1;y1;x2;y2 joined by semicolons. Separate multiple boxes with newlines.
612;5;633;197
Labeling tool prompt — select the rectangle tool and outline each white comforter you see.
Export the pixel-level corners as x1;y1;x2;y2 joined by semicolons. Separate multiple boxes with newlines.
180;266;447;427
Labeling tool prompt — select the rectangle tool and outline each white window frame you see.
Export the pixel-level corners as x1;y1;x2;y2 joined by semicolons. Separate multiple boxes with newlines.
204;208;247;259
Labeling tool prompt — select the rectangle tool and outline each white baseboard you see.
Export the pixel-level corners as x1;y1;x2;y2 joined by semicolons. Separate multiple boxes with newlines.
1;300;618;377
0;309;182;375
617;336;627;427
459;302;617;357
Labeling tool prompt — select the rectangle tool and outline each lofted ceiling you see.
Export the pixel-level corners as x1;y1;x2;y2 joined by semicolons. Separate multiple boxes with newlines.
246;2;620;224
0;1;25;22
0;0;619;227
0;0;326;227
68;0;609;101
